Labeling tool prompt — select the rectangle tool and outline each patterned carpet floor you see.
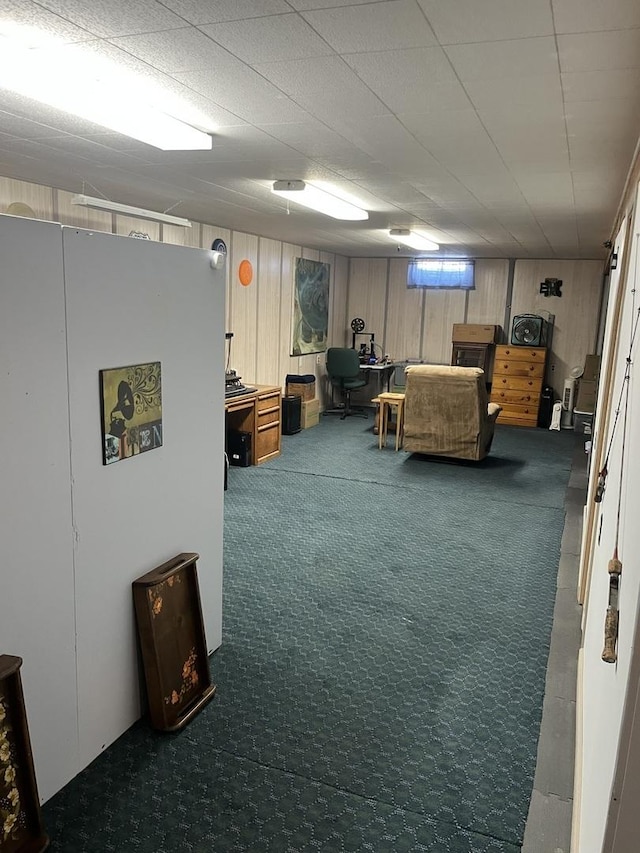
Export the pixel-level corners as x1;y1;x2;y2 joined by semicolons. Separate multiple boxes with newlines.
44;417;575;852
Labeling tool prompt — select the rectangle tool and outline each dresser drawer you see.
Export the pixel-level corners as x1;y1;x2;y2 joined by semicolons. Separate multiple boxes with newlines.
491;388;541;406
491;375;542;392
496;346;546;363
493;360;545;379
497;402;540;424
257;391;280;413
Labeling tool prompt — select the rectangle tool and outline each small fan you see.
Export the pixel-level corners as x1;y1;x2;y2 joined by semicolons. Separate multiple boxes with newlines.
351;317;365;333
511;314;545;346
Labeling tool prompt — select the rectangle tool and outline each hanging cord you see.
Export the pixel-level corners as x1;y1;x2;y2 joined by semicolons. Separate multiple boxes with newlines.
601;267;636;663
595;249;640;502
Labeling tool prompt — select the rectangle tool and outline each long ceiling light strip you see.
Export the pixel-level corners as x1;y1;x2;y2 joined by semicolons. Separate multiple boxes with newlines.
272;180;368;221
0;26;212;151
71;194;192;227
389;228;439;251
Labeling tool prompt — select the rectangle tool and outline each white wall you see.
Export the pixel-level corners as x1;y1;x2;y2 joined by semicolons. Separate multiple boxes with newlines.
577;187;640;851
0;215;79;802
0;216;225;800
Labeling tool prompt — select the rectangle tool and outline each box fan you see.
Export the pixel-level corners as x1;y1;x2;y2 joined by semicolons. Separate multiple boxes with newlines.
511;314;550;347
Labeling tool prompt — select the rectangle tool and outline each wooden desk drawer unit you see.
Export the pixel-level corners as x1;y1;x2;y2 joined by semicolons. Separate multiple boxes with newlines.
256;386;282;464
491;345;547;426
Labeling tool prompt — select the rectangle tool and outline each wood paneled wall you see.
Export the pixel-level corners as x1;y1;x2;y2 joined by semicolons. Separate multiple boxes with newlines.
348;255;604;396
512;259;604;394
0;176;348;404
2;175;605;402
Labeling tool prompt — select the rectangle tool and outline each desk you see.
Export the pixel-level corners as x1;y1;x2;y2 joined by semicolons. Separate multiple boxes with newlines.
358;362;398;397
225;384;282;465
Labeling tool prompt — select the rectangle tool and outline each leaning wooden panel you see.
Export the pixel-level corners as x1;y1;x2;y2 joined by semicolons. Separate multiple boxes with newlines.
132;553;216;732
0;655;49;852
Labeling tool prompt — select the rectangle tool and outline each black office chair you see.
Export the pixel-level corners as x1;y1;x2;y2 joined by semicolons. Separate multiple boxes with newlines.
324;347;368;419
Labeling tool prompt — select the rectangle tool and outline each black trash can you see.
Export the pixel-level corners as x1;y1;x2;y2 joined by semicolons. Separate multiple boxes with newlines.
282;395;302;435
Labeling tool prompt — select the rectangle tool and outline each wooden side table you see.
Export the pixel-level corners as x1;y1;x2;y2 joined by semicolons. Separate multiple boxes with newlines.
375;392;406;450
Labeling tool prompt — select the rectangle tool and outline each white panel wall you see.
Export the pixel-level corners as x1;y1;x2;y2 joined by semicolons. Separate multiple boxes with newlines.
0;215;79;803
62;229;224;767
578;204;640;852
1;216;225;800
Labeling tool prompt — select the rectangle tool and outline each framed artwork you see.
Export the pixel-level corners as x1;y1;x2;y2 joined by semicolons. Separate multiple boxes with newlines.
99;361;162;465
291;258;330;356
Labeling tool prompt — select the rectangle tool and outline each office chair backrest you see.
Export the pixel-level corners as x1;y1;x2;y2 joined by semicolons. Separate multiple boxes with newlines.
326;347;361;379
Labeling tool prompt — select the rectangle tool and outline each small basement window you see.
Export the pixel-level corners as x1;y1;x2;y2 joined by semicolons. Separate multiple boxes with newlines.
407;259;475;290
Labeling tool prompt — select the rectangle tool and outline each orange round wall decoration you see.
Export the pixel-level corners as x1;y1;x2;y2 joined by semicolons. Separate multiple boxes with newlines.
238;259;253;286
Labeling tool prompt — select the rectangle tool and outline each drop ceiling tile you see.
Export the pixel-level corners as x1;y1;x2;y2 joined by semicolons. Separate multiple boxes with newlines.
445;37;558;81
300;0;437;53
553;0;640;34
400;110;504;174
110;26;228;73
343;47;471;114
256;120;353;158
461;174;528;205
0;0;92;42
515;172;575;204
558;29;640;73
159;0;291;24
479;111;569;167
36;0;186;38
254;55;390;126
568;137;637;171
417;0;553;44
0;108;71;139
199;14;333;63
288;0;383;8
173;65;311;124
562;69;640;103
341;115;444;178
463;73;563;111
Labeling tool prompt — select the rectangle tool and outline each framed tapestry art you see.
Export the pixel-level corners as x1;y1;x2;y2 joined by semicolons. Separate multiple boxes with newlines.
100;361;162;465
291;258;330;356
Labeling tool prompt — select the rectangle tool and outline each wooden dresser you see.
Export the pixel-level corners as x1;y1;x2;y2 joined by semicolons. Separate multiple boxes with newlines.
490;345;547;426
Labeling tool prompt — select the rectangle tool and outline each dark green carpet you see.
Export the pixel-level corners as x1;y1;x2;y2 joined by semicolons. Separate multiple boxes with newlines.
44;418;575;851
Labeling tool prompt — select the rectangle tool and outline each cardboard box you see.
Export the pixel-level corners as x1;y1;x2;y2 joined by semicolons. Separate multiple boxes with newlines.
575;379;597;413
286;380;316;401
583;354;601;382
452;324;497;344
301;398;320;428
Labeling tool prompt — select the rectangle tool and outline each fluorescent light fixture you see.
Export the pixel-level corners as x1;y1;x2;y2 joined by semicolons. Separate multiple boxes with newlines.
0;24;212;150
272;180;368;221
389;229;439;251
71;194;192;227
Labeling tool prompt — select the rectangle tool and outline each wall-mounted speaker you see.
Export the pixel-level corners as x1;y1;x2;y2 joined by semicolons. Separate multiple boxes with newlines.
511;314;550;347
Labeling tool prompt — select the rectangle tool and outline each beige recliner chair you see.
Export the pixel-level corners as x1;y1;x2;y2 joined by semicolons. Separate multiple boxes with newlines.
403;365;502;461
